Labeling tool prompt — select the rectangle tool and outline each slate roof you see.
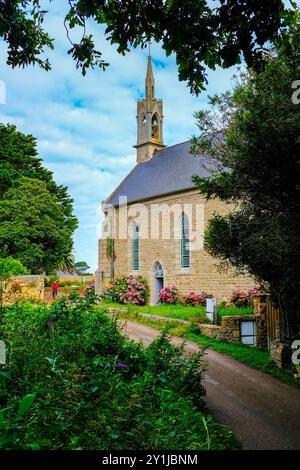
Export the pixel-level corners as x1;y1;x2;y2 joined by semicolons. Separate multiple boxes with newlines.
105;140;216;206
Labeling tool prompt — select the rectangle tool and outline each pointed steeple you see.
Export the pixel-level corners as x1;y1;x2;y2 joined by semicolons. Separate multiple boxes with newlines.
134;44;166;163
145;45;155;99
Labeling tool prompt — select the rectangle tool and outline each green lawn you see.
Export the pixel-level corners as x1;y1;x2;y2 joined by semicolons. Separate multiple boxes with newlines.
111;308;300;389
101;300;253;321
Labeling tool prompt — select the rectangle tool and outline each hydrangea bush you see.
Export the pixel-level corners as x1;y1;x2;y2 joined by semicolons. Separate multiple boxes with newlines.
181;292;209;307
227;287;258;308
102;275;148;305
158;285;179;304
159;285;211;307
84;281;95;297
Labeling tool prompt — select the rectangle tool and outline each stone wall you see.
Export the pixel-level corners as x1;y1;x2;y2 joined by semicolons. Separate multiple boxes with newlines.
201;313;268;348
253;293;273;350
2;275;44;305
97;189;255;304
253;292;288;366
200;324;221;339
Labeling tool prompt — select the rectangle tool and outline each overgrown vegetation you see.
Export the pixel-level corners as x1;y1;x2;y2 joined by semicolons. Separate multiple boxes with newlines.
192;26;300;341
0;295;238;450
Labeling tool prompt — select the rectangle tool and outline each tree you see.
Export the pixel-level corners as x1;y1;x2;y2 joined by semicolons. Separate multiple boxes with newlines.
75;261;91;275
191;28;300;341
0;177;76;273
0;1;298;94
0;124;78;234
0;124;78;272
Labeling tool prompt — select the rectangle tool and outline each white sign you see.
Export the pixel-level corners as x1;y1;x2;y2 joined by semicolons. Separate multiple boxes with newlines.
206;298;217;322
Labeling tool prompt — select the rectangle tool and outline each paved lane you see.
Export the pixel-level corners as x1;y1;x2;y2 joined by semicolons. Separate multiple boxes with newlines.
120;319;300;450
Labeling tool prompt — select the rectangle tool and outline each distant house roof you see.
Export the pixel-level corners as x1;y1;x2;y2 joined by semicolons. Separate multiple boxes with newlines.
105;140;218;207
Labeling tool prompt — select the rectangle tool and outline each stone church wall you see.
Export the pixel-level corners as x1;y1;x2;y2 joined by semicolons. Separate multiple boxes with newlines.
96;189;255;304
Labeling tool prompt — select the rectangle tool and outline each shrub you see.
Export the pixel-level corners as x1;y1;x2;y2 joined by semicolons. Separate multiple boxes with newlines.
0;257;27;277
159;285;179;304
182;292;210;307
227;288;258;308
102;275;148;305
0;296;238;450
84;281;95;297
44;275;59;287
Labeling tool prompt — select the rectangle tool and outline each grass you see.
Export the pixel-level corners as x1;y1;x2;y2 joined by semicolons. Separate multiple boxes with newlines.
101;300;254;322
111;308;300;389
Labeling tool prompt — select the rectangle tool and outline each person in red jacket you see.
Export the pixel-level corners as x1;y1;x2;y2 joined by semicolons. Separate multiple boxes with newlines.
51;282;59;299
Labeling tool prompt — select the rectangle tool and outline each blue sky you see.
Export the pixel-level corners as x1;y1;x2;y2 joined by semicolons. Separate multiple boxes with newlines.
0;1;241;272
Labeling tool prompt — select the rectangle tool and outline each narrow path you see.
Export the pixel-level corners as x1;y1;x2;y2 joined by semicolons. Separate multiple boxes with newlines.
120;319;300;450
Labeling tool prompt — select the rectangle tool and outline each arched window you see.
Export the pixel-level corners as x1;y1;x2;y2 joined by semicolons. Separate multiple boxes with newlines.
181;212;190;268
151;113;159;141
132;223;139;271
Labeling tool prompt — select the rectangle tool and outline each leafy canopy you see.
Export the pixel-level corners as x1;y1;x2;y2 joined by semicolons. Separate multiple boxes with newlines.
0;1;298;93
191;29;300;340
75;261;90;274
0;177;75;274
0;124;78;273
0;257;27;278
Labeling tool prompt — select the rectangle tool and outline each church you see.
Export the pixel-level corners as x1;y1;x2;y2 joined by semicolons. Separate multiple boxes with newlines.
95;54;254;305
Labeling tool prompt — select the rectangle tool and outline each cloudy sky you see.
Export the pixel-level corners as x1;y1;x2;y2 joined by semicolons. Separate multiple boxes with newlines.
0;1;241;272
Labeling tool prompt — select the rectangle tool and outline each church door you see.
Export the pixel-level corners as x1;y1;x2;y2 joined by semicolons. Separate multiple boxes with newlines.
154;262;164;304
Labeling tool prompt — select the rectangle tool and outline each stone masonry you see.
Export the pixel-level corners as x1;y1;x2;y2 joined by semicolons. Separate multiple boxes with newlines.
96;189;255;304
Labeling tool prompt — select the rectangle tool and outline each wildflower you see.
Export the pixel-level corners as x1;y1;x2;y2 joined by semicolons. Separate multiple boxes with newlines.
115;363;127;368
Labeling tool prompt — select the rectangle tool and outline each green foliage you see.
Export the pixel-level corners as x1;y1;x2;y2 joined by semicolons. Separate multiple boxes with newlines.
0;257;27;278
0;124;78;273
0;177;75;274
0;0;53;71
75;261;90;275
1;1;298;93
0;297;238;450
192;29;300;339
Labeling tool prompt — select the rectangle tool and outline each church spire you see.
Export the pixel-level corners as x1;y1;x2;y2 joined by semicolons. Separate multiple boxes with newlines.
145;43;155;99
134;44;166;163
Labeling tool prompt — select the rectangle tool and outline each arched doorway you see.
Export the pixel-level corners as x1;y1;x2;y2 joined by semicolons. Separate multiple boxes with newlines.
154;262;164;304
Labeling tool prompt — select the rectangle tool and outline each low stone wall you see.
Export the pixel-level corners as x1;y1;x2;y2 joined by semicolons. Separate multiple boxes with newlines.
202;314;267;348
219;315;249;342
200;324;221;339
2;275;44;305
